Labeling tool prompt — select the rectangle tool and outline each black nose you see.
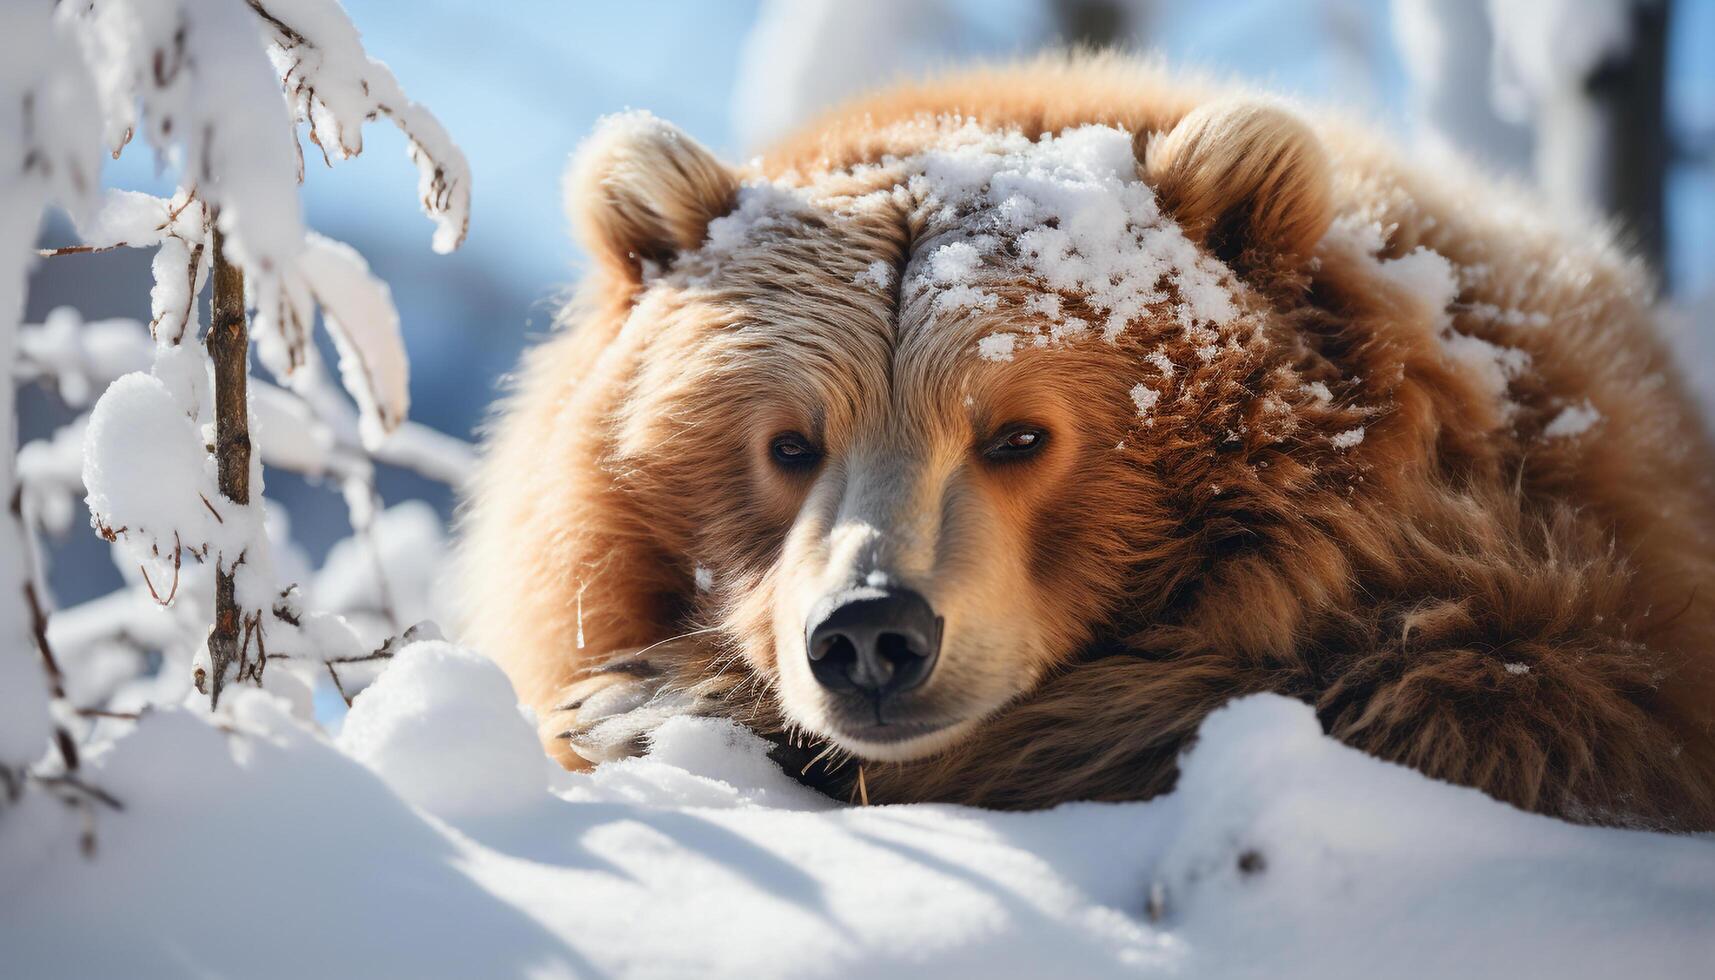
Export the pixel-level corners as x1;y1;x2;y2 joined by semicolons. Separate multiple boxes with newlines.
805;587;943;699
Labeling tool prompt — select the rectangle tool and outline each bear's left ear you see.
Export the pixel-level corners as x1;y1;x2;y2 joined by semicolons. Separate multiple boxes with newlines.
1137;99;1333;266
565;111;739;280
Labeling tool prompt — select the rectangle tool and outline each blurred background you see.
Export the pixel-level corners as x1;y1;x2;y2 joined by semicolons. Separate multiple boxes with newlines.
22;0;1715;610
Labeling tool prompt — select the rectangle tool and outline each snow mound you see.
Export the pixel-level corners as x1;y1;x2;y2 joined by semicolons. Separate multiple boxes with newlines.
337;642;552;821
3;645;1712;979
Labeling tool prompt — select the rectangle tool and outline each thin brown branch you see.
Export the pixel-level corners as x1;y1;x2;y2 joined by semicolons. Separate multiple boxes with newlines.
204;222;252;708
323;651;393;666
11;487;79;775
74;707;145;722
36;242;132;257
326;662;352;707
169;238;205;346
34;773;125;812
138;532;182;606
12;488;64;697
199;492;225;523
245;0;311;47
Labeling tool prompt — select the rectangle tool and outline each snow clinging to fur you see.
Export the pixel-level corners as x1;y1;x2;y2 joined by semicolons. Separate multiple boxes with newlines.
1130;383;1161;418
853;259;894;290
1544;399;1602;439
1330;426;1367;450
977;332;1017;362
1363;236;1532;410
902;124;1243;343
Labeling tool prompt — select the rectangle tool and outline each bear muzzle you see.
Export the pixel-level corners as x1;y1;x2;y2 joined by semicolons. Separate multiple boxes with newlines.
805;585;943;703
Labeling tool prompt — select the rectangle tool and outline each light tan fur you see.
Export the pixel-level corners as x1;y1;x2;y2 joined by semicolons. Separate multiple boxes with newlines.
460;55;1715;828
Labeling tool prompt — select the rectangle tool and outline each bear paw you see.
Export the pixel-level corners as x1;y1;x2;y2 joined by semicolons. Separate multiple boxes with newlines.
544;666;700;768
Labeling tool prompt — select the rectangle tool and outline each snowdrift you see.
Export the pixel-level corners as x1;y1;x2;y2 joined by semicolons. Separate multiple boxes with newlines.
4;641;1712;979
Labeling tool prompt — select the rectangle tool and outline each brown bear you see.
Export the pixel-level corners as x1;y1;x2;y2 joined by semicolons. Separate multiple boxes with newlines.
459;55;1715;830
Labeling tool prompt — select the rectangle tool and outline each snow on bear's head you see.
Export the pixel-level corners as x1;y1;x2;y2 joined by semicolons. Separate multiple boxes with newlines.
561;101;1356;762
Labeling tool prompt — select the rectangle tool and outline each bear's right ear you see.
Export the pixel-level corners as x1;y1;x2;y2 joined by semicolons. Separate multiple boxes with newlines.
565;111;739;280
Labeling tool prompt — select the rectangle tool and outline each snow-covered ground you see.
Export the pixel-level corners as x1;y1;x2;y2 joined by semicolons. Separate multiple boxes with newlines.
4;641;1712;979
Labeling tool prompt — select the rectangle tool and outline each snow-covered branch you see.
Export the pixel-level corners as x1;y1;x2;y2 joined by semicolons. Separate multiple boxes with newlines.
249;0;471;254
1;2;102;780
3;0;471;818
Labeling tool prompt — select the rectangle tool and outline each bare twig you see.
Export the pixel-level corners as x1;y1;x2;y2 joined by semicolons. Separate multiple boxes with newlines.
167;238;204;346
34;773;125;812
74;707;145;722
10;487;80;778
323;626;421;706
37;242;133;257
326;661;352;707
323;651;394;666
138;532;182;606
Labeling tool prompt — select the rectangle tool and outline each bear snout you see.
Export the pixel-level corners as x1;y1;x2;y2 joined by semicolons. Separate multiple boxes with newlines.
805;585;944;708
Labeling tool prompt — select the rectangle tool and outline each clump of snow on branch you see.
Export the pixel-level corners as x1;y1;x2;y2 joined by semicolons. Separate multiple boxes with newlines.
82;369;224;585
253;233;410;449
258;0;470;254
73;0;304;271
62;0;472;448
71;189;210;343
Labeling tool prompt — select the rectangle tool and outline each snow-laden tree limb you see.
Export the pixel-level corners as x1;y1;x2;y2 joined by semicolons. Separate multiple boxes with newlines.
253;233;410;449
71;189;213;344
249;0;471;253
69;0;304;274
0;3;103;781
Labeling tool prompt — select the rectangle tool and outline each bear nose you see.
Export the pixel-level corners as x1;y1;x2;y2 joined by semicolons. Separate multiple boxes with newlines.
805;587;943;700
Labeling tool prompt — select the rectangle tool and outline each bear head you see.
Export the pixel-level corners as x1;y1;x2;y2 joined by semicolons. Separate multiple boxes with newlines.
561;100;1381;763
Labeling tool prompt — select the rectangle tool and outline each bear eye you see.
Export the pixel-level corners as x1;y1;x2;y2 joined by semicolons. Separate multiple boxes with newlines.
982;424;1048;462
769;432;823;469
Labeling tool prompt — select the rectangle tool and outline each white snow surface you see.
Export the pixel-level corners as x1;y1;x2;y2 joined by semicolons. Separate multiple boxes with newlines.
3;642;1712;979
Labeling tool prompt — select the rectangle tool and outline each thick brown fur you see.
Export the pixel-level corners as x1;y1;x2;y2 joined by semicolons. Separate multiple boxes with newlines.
460;55;1715;829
